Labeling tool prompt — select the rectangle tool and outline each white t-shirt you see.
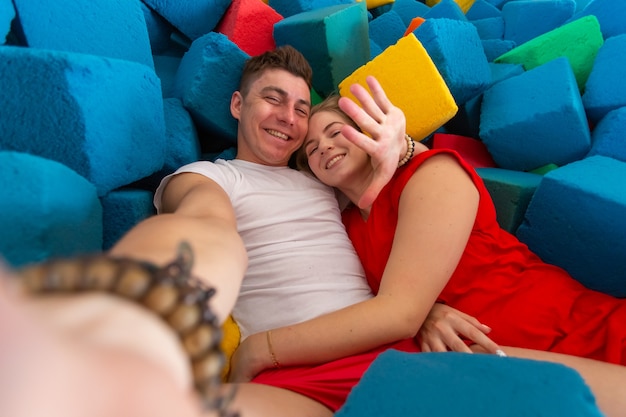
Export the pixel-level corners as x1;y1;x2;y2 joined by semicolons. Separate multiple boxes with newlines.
155;159;373;339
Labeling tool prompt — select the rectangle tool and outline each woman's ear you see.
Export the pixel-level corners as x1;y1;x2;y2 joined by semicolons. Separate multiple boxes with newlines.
230;91;242;120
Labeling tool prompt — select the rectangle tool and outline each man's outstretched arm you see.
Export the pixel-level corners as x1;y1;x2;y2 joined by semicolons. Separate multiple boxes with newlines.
109;172;248;323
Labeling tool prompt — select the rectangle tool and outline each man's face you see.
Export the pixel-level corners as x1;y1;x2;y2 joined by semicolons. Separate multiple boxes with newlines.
231;68;311;167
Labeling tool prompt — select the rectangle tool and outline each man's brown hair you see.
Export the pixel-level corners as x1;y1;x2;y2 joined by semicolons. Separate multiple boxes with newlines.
239;45;313;97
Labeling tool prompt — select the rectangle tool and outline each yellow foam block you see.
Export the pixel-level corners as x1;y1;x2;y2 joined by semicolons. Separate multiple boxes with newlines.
425;0;476;13
339;34;458;141
220;314;241;381
357;0;395;9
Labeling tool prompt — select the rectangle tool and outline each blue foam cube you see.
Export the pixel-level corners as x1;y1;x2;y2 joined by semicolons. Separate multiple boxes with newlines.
102;189;155;250
569;0;626;39
517;155;626;297
172;32;249;149
582;34;626;124
587;107;626;163
0;46;166;196
502;0;576;45
413;18;492;105
1;0;14;43
368;10;407;51
12;0;153;69
480;57;590;171
0;152;102;267
142;0;231;41
337;350;602;417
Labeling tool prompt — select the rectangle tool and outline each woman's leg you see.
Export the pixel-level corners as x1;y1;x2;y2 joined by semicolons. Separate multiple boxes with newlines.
474;345;626;417
229;384;333;417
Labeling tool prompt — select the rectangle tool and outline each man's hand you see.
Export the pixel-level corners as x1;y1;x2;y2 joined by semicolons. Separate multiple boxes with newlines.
417;303;502;354
338;76;427;208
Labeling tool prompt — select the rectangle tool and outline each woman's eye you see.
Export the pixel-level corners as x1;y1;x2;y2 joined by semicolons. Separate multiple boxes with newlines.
331;130;341;138
308;146;318;156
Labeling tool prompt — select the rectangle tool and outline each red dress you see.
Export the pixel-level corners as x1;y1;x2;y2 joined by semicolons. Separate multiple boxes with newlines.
343;149;626;365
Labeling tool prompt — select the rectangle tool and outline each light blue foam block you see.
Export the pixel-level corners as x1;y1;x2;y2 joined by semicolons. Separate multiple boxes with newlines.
12;0;153;69
470;16;504;41
142;0;231;41
0;0;14;43
502;0;576;45
481;38;516;61
133;97;202;191
102;189;155;250
0;46;166;196
0;152;102;267
390;0;430;26
424;0;468;21
517;155;626;297
587;106;626;163
368;10;407;51
582;34;626;124
141;2;180;56
337;350;602;417
466;0;502;20
568;0;626;39
480;57;590;171
413;18;492;105
172;32;249;148
274;2;370;97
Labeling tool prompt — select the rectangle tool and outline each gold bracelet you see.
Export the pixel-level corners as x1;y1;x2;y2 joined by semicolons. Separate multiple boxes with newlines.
398;134;416;167
266;330;281;368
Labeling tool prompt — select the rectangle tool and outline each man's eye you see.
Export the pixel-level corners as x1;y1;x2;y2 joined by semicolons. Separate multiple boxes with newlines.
296;108;309;117
266;96;279;103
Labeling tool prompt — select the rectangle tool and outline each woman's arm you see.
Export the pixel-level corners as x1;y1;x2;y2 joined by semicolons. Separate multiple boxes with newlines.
229;153;480;382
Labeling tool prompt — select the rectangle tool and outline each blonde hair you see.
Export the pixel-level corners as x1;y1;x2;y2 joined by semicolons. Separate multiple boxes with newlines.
295;94;360;174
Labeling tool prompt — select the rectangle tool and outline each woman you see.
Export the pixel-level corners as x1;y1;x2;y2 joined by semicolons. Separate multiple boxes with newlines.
298;84;626;366
230;76;626;417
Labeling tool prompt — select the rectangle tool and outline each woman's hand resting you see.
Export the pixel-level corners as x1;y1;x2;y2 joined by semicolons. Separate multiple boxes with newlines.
417;303;501;354
227;332;267;383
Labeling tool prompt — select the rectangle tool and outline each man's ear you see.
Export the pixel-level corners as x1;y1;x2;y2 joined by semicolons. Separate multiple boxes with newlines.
230;91;242;120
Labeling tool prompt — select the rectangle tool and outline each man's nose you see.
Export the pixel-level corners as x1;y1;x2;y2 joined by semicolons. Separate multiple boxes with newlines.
278;106;296;125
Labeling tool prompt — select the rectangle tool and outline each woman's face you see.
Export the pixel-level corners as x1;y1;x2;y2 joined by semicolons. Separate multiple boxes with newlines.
302;110;370;188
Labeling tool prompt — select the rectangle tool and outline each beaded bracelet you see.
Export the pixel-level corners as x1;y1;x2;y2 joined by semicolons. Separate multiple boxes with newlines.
14;242;239;417
398;134;416;167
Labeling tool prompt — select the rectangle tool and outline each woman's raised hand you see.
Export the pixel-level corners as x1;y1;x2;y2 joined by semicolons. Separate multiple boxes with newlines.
338;76;418;209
